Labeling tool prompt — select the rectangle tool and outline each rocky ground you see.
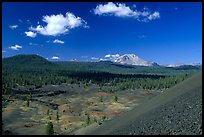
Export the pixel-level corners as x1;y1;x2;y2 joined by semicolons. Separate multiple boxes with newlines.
86;71;202;135
112;85;202;135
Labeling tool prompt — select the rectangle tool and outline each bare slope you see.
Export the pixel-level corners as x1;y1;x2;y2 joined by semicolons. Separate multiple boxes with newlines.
86;71;202;135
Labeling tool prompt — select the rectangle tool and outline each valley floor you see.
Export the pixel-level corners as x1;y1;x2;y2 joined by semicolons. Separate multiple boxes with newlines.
2;84;160;135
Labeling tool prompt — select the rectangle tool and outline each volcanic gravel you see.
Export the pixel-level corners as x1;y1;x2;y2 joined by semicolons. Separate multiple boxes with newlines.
111;86;202;135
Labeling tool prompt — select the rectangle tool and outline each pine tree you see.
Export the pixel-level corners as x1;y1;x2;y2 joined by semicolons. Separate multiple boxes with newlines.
113;95;118;102
86;114;90;125
47;109;49;115
100;96;103;102
56;111;59;121
26;97;30;107
45;121;54;135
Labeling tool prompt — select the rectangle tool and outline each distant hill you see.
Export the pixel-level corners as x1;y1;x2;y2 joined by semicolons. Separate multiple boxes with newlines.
2;54;52;66
2;54;57;73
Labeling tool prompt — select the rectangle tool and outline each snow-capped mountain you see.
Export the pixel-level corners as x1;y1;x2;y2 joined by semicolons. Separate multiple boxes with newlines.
191;63;202;66
114;54;158;66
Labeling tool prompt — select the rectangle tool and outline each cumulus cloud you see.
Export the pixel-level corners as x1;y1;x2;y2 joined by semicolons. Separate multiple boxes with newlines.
91;57;99;60
9;25;18;29
53;39;64;44
147;11;160;20
29;12;88;36
99;58;108;61
51;56;60;60
27;20;31;24
94;2;136;17
105;54;120;58
29;43;41;46
81;56;88;58
25;31;37;38
9;45;22;50
93;2;160;22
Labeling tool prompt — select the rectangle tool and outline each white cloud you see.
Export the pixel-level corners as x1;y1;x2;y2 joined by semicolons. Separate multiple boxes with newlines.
29;43;39;46
25;31;37;38
105;54;120;58
9;45;22;50
30;12;88;36
105;54;111;58
18;19;23;23
91;57;99;60
94;2;136;17
99;58;108;61
147;11;160;20
132;4;137;8
9;25;18;29
2;50;6;53
27;20;31;24
53;39;64;44
51;56;60;60
81;56;88;58
93;2;160;22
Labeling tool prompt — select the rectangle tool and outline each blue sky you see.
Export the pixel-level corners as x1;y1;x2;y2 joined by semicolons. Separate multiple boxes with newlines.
2;2;202;65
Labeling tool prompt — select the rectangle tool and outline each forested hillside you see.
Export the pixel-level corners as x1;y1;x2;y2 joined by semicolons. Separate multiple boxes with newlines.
2;54;200;95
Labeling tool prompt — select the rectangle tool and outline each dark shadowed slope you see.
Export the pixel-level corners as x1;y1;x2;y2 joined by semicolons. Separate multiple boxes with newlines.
86;71;202;135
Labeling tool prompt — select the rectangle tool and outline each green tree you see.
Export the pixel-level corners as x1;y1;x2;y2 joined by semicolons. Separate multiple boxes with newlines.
29;93;32;100
102;115;107;121
86;114;91;125
45;121;54;135
113;95;118;102
100;96;103;102
93;117;97;123
26;97;30;107
56;111;59;121
47;109;49;115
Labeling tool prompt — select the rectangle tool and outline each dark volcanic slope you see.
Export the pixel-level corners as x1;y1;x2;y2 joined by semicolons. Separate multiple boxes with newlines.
86;71;202;135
